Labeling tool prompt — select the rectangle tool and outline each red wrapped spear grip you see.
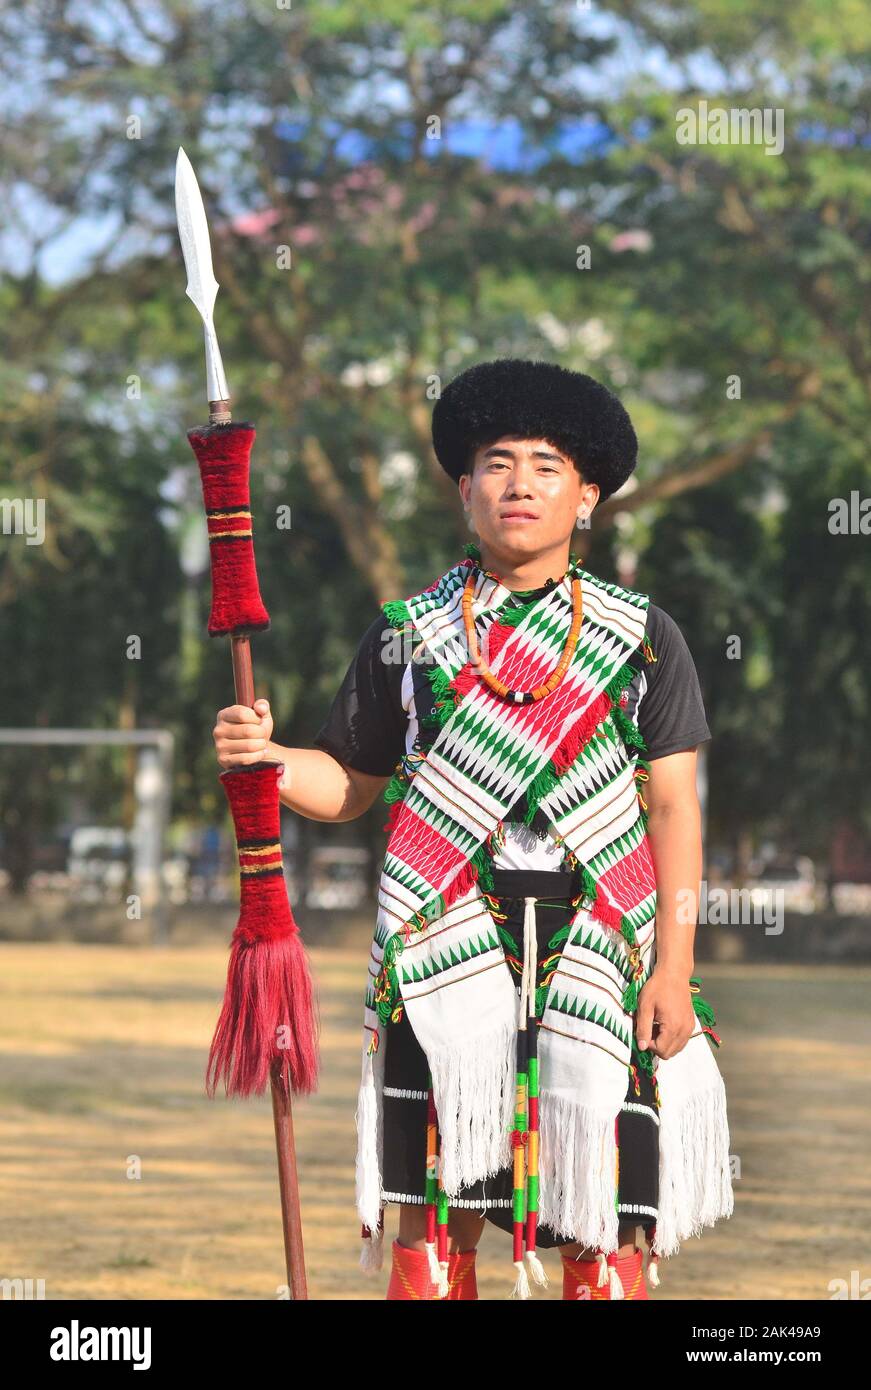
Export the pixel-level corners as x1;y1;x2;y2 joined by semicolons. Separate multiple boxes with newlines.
187;420;320;1100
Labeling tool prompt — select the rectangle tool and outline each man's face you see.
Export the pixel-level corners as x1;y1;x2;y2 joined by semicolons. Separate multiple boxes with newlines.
457;436;599;563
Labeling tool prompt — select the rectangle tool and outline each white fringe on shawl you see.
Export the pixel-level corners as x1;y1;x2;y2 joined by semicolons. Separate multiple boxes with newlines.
355;1001;734;1267
536;1092;621;1253
423;1015;517;1195
372;886;522;1198
652;1023;734;1257
532;915;638;1253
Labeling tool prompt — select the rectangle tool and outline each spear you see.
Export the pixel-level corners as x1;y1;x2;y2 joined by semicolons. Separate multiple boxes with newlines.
174;145;319;1299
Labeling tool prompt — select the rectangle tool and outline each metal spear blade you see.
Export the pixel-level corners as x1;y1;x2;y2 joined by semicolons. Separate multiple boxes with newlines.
175;145;230;408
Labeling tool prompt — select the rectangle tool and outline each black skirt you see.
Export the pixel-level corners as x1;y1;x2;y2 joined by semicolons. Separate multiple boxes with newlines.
380;868;659;1248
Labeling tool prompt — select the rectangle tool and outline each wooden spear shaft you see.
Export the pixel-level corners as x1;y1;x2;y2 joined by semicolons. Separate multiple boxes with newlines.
230;631;308;1301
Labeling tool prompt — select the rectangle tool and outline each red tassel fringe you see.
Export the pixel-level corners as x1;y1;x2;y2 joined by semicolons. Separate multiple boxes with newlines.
450;662;478;699
439;854;480;914
208;761;320;1098
590;894;625;933
552;688;612;774
206;928;319;1098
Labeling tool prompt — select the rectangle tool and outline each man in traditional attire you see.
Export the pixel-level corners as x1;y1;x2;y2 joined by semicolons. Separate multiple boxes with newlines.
214;358;733;1300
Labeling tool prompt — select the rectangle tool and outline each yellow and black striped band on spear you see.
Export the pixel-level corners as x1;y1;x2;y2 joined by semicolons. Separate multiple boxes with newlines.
237;840;285;878
205;507;253;541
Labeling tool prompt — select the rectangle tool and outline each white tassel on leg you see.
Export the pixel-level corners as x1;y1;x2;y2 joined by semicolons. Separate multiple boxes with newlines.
359;1226;384;1273
524;1248;549;1287
437;1260;450;1298
644;1226;661;1286
509;1259;531;1299
594;1250;625;1299
426;1242;441;1283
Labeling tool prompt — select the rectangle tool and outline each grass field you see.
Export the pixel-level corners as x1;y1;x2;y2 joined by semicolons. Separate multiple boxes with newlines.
1;938;868;1300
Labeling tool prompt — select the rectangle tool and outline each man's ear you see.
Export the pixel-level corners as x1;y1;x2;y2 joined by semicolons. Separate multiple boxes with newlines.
575;470;599;513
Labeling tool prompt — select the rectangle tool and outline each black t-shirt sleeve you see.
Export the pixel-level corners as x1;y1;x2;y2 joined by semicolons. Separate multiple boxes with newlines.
313;613;408;776
637;604;711;760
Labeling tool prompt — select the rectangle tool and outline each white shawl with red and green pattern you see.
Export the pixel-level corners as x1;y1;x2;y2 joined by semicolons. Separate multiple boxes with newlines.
356;553;732;1261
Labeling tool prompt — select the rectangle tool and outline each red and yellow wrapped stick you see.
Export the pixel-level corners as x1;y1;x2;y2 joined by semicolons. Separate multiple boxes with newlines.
425;1078;441;1285
522;903;548;1292
508;897;550;1296
435;1145;450;1298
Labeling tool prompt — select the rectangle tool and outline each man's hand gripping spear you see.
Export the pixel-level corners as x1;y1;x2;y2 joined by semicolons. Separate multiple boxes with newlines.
175;147;319;1300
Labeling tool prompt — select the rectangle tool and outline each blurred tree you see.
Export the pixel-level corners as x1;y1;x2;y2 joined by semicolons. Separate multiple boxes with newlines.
0;0;868;891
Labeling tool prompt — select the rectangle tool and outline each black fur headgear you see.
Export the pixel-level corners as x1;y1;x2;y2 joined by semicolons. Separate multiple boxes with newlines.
431;357;637;503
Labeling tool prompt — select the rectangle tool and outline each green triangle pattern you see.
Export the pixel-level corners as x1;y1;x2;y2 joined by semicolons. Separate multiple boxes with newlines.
400;929;499;985
567;923;625;972
545;989;632;1050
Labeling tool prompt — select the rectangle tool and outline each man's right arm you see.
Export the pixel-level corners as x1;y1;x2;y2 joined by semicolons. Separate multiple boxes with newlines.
213;699;389;823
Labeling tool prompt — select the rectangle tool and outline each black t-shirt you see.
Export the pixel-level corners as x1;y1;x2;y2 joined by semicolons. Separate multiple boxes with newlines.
314;586;711;779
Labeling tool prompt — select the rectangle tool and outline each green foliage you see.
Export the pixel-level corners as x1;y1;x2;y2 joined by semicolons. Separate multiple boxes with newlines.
0;0;867;878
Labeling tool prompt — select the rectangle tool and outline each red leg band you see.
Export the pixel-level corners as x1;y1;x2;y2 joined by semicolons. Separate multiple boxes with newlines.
187;422;271;636
560;1247;649;1301
560;1252;611;1301
612;1248;649;1300
206;761;319;1098
386;1240;478;1300
445;1248;478;1300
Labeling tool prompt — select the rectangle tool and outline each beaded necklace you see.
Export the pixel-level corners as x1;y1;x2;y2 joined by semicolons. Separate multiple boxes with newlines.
462;545;584;705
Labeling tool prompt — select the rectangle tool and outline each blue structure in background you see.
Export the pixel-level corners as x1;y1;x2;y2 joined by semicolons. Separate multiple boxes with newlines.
273;116;623;174
274;112;867;179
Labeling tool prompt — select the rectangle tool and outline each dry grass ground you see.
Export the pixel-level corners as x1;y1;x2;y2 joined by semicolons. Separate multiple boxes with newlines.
1;939;868;1300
